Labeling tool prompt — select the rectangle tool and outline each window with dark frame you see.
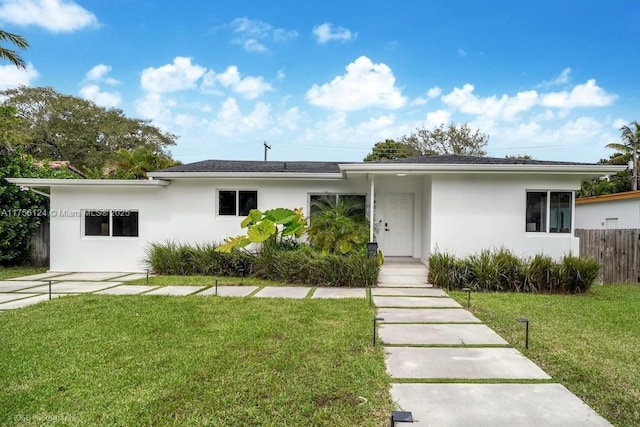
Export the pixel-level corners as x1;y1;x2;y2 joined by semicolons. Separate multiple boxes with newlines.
84;210;138;237
113;211;139;237
309;193;367;219
525;191;572;234
218;190;258;216
84;211;110;236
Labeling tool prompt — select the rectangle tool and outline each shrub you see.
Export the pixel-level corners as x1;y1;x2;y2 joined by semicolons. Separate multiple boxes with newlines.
145;241;378;287
307;195;369;255
145;241;253;276
429;249;600;294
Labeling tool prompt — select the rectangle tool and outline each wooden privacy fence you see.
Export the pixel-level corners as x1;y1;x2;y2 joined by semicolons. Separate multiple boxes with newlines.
30;221;49;267
575;228;640;284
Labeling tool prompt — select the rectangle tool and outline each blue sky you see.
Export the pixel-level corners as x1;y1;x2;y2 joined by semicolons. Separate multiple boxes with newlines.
1;0;639;164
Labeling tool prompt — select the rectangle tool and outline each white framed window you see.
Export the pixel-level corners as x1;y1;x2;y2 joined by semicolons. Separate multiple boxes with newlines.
83;210;139;237
525;191;572;234
217;190;257;216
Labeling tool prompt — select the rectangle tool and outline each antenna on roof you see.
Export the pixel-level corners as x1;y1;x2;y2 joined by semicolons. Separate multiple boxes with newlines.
263;141;271;161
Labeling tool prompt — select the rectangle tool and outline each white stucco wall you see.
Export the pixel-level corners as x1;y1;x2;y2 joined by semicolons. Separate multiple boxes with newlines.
50;178;368;272
575;198;640;229
429;174;581;259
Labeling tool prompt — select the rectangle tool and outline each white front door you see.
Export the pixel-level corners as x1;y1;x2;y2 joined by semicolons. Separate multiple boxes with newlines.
383;193;414;256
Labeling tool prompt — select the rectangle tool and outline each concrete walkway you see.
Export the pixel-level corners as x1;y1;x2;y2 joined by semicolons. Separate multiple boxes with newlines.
378;259;611;426
0;272;368;310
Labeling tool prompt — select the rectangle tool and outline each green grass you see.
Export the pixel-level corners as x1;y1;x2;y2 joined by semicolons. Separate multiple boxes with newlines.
451;285;640;427
0;266;47;280
0;296;392;426
127;275;284;287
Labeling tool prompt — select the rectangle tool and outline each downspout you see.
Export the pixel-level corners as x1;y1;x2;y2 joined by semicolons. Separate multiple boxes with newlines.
369;175;375;241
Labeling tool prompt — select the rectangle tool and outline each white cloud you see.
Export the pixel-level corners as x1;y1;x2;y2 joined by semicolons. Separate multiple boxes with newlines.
538;67;571;88
79;84;121;107
202;66;272;99
457;48;467;57
84;64;119;85
0;0;97;33
425;109;451;128
208;97;272;137
410;97;427;106
141;57;206;93
229;17;298;53
312;23;356;44
541;79;616;108
427;86;442;99
306;56;407;111
0;62;38;90
612;118;627;130
278;106;301;130
442;83;539;121
135;92;176;125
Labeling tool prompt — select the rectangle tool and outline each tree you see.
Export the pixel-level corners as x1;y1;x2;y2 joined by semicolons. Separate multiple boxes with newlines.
400;123;489;156
103;147;179;179
363;139;421;162
307;195;369;254
606;121;640;190
0;29;29;69
0;86;178;171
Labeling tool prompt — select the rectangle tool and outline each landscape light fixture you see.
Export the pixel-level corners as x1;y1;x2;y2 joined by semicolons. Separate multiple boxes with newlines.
390;410;414;425
215;278;218;296
517;317;530;349
47;280;52;300
146;269;149;285
373;317;385;346
462;287;471;309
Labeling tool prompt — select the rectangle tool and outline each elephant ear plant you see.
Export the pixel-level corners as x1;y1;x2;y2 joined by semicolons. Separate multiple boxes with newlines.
215;207;306;253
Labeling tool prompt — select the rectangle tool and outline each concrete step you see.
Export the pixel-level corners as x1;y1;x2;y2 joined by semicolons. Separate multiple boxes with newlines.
377;282;434;288
378;276;430;285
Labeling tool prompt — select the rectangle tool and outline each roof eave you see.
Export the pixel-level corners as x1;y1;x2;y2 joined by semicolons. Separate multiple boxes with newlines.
147;172;344;180
339;163;625;177
6;178;171;188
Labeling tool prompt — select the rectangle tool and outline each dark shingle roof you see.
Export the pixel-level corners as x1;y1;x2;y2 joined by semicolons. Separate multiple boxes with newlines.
372;154;598;166
157;159;342;174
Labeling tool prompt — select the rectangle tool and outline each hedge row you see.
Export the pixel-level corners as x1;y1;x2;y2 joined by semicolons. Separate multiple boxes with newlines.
428;249;601;294
144;241;378;287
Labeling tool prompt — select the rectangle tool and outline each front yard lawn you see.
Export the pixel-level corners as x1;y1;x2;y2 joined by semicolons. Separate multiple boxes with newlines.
0;265;47;280
451;284;640;427
0;296;392;426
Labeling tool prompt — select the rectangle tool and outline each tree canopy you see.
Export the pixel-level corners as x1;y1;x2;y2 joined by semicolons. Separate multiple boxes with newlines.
0;86;178;171
363;139;421;162
400;123;489;156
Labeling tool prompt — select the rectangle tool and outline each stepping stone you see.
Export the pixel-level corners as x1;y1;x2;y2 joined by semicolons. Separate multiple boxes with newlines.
95;285;159;295
374;296;461;308
0;281;44;291
377;308;481;323
0;294;69;310
25;281;119;293
312;288;366;298
379;324;508;345
385;347;551;379
50;272;129;281
198;286;258;297
0;293;38;303
390;383;611;426
373;288;447;297
378;276;430;285
253;287;311;299
7;272;67;281
144;286;205;296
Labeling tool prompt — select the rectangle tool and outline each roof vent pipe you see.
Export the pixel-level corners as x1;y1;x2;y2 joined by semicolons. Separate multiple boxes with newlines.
284;162;287;170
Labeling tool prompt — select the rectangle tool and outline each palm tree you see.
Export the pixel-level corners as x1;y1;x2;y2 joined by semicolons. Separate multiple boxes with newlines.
607;121;640;190
0;30;29;69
